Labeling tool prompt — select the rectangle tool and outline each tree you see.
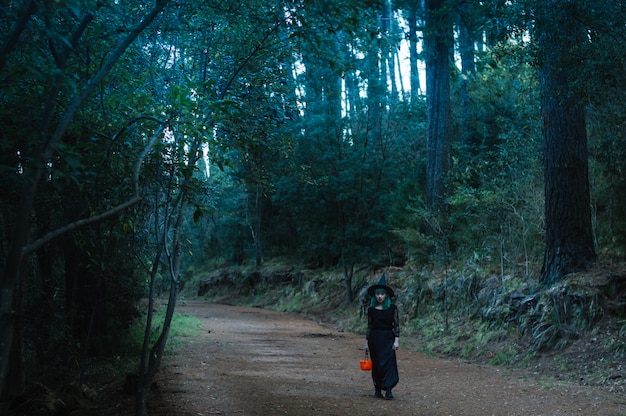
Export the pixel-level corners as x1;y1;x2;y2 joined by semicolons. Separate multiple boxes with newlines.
424;0;453;212
259;1;411;302
456;0;478;150
398;0;424;100
127;3;305;412
578;1;626;256
0;0;171;399
535;0;596;285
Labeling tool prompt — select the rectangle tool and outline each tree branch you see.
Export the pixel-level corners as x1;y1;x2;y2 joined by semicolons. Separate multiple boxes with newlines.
0;0;38;72
42;0;171;162
21;119;168;257
21;196;142;256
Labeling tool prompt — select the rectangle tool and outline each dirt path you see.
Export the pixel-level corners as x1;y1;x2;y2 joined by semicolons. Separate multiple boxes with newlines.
147;301;626;416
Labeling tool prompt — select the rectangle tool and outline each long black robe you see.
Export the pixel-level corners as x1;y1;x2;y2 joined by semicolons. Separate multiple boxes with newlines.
366;304;399;391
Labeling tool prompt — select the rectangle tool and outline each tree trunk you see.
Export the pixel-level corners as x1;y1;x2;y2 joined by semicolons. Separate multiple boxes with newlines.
424;0;453;211
457;1;476;150
255;184;263;267
537;1;596;285
343;261;354;304
380;0;398;102
407;3;422;100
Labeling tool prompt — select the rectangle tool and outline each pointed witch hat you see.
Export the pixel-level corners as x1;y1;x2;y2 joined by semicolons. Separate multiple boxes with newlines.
367;273;395;298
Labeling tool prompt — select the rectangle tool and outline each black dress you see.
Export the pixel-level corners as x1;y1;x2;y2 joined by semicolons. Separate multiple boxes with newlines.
366;304;399;391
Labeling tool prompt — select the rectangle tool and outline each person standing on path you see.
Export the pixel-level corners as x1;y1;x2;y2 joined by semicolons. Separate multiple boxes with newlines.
365;274;400;400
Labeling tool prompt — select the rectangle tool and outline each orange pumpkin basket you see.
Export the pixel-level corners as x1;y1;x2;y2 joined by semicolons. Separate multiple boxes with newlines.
360;350;372;371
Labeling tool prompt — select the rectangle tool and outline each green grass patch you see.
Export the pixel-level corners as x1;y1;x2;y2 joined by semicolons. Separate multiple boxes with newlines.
488;344;518;365
127;308;203;356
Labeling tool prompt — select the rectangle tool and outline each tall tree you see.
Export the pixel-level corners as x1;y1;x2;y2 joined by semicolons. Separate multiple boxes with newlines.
456;0;477;150
403;1;423;99
535;0;596;285
267;1;408;303
424;0;453;211
583;1;626;254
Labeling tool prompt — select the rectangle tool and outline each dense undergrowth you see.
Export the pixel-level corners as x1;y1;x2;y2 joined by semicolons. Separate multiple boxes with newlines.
188;258;626;395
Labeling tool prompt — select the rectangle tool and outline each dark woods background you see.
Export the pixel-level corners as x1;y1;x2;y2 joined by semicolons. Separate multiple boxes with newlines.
1;0;625;414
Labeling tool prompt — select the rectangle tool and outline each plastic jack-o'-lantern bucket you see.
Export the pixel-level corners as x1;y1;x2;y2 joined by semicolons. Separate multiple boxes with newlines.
360;351;372;371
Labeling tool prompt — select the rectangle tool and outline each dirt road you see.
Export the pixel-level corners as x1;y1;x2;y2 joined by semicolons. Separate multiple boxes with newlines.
147;301;625;416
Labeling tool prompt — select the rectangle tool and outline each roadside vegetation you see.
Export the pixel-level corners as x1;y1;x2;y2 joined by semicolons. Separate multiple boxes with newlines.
189;258;626;396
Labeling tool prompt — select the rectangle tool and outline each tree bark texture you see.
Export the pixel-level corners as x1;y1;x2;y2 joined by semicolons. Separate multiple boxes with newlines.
537;1;596;285
424;0;453;211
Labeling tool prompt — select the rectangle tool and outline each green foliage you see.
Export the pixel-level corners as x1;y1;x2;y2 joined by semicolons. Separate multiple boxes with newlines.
487;343;523;366
587;52;626;257
2;0;626;401
395;51;544;274
516;283;604;352
126;308;202;356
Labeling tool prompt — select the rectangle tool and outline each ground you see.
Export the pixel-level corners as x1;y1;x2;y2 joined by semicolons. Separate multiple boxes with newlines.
132;301;625;416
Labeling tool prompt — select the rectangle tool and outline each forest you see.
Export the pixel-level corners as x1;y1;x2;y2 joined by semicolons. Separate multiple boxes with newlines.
1;0;625;415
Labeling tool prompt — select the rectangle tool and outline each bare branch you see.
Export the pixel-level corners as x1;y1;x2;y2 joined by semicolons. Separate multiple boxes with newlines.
21;120;169;257
21;196;142;256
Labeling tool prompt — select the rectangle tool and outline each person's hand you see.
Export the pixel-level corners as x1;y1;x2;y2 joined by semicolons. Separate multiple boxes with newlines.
393;338;399;350
364;340;369;351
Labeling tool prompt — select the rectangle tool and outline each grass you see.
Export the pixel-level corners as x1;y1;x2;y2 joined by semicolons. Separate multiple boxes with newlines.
127;308;203;356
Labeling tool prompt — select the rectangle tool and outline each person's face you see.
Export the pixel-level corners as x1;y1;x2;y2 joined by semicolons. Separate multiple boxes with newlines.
375;291;386;303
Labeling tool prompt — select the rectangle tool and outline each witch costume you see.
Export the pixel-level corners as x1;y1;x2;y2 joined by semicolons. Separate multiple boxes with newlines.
365;274;399;399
